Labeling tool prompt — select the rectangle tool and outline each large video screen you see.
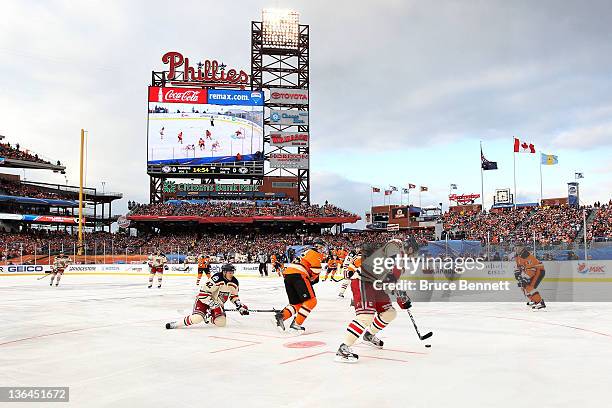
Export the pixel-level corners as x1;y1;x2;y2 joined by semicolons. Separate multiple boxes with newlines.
147;87;264;177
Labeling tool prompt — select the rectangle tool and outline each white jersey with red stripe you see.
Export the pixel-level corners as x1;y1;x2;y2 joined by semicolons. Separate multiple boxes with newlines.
53;256;71;272
147;254;167;268
197;272;241;307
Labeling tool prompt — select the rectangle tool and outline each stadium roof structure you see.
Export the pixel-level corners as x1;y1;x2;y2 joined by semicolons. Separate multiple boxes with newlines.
0;194;78;207
0;157;66;172
21;181;123;203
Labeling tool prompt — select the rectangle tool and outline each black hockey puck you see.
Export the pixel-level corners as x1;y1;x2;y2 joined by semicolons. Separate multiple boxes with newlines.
425;344;431;348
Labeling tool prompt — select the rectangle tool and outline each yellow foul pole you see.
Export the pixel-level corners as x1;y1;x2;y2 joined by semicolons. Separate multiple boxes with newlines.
78;129;85;255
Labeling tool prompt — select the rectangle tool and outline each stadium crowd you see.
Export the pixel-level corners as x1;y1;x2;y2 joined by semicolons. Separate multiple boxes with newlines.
129;201;358;219
3;201;611;263
442;204;610;245
0;142;55;165
0;179;74;200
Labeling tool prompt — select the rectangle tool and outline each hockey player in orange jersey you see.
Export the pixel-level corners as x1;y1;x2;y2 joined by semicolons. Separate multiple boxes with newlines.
514;245;546;309
273;238;326;333
322;254;338;281
197;254;211;285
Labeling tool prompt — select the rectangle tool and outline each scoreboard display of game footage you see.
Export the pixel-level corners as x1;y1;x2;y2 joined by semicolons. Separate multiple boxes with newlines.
147;87;264;177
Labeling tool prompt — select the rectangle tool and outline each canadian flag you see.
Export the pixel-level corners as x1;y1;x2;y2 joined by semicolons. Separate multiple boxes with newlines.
514;137;536;153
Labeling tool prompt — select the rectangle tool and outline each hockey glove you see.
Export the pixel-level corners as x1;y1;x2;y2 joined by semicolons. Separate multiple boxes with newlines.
396;296;412;310
235;300;250;315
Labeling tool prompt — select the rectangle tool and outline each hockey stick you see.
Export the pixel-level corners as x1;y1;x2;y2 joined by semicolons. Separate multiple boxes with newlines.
37;272;53;280
406;309;433;341
226;308;278;313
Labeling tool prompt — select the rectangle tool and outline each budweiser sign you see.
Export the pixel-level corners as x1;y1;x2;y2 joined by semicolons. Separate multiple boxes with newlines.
162;51;249;85
449;193;481;205
269;132;309;147
269;88;309;105
148;86;208;104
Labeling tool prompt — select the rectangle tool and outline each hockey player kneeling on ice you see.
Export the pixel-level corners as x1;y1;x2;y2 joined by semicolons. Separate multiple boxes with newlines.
147;250;168;288
335;239;414;363
50;251;71;287
165;263;249;330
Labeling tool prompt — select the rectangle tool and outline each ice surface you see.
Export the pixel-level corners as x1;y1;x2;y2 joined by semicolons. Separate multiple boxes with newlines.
1;275;611;408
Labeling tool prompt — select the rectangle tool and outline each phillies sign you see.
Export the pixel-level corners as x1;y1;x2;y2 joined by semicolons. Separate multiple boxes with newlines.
161;51;249;86
269;132;309;147
148;86;208;104
269;88;309;105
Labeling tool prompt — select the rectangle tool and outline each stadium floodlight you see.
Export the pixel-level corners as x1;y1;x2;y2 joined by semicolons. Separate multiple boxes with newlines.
262;8;300;49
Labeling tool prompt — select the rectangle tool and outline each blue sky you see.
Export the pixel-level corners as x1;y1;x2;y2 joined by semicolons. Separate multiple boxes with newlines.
1;0;611;225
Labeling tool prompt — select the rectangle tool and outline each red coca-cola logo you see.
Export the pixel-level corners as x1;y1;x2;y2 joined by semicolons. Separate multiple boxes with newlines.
148;87;208;104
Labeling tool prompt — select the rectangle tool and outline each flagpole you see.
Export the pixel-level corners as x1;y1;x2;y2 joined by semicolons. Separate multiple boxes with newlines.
539;159;543;205
513;143;517;208
480;142;485;212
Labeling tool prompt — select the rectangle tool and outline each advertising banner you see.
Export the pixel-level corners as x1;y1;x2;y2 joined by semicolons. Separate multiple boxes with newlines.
163;180;261;194
269;153;309;169
0;265;53;274
269;88;309;105
269;132;309;147
208;89;263;106
0;213;80;224
391;207;409;219
568;182;579;206
148;86;208;104
269;110;308;126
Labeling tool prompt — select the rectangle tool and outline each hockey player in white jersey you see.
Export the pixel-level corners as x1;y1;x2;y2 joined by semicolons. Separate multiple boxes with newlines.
147;251;168;288
165;263;249;329
50;251;71;287
338;248;360;298
183;253;197;272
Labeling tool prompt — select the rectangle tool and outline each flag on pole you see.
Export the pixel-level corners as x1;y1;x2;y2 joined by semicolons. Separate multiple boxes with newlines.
575;172;584;179
481;148;498;170
384;190;392;196
540;153;558;165
513;137;536;153
420;186;428;192
408;183;416;189
450;184;457;190
372;187;381;193
401;188;409;194
389;186;398;191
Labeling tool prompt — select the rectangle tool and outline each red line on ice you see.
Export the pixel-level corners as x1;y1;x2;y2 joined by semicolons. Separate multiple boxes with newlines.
230;330;323;339
279;351;333;365
0;320;160;347
207;335;260;354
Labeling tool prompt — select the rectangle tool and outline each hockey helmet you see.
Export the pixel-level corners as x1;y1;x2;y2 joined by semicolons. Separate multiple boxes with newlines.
221;263;236;274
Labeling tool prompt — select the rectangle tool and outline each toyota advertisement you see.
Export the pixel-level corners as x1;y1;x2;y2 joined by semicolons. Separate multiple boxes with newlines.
147;87;264;177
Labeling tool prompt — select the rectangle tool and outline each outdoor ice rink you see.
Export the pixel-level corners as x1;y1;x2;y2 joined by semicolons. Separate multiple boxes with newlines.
1;274;611;408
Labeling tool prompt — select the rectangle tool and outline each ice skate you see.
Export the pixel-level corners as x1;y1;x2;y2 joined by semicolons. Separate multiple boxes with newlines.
362;331;384;349
335;343;358;363
289;319;305;333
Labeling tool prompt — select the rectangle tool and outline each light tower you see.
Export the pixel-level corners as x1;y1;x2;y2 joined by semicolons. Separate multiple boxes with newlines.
251;9;310;203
